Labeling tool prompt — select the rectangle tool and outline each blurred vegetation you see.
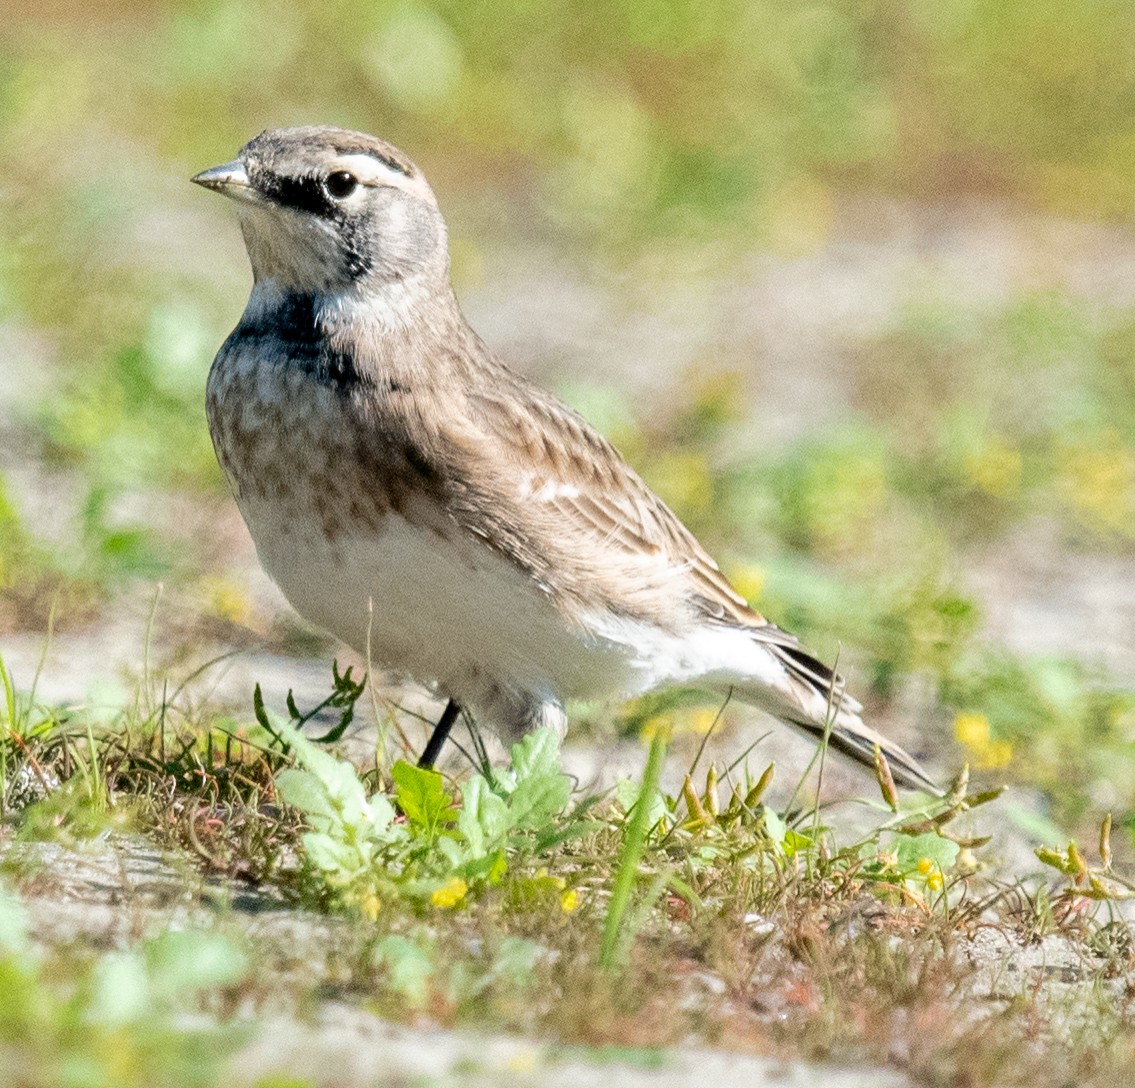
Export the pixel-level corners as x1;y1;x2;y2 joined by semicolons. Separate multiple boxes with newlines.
1;0;1134;826
0;890;248;1088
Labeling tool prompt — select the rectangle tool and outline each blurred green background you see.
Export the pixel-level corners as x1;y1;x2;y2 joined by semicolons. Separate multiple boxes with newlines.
1;0;1134;828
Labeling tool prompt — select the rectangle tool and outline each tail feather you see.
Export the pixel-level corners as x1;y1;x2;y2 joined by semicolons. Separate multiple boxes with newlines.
734;633;941;795
777;703;941;795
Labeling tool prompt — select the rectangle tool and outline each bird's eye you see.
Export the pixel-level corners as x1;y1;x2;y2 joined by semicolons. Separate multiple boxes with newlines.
324;171;360;199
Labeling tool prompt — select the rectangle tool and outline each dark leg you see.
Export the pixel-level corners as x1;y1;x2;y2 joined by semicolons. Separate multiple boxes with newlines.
418;698;460;769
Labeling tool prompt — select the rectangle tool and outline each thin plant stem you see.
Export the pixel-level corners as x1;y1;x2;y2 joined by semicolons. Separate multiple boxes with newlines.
687;687;731;779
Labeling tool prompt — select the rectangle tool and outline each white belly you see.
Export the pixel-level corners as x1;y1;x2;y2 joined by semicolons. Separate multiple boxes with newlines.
238;493;639;716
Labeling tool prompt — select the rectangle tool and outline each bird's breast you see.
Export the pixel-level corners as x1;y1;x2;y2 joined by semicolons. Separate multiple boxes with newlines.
205;333;643;706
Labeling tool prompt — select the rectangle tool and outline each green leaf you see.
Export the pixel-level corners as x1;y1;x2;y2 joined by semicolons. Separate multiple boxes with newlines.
273;720;370;825
302;832;360;874
614;776;666;828
435;835;468;867
613;777;638;811
392;760;456;843
457;849;508;883
762;808;787;855
509;769;571;830
458;776;512;858
366;793;399;838
895;832;960;875
275;769;335;823
783;829;813;858
509;728;561;781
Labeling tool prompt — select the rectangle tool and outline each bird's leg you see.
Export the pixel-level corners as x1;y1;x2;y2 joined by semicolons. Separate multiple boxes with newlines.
418;698;461;769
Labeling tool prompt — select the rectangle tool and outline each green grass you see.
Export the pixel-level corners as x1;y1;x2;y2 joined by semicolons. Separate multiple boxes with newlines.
3;654;1134;1085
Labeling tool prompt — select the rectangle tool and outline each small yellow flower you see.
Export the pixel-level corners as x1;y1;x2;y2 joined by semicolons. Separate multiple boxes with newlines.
652;450;714;520
687;708;720;735
199;575;252;625
981;740;1013;769
1057;432;1135;538
560;888;580;913
926;872;944;892
430;877;468;909
953;712;990;749
640;716;674;743
505;1048;540;1074
916;857;934;875
953;712;1013;769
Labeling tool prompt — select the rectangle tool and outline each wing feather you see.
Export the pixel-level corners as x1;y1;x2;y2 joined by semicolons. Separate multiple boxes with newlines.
468;382;801;622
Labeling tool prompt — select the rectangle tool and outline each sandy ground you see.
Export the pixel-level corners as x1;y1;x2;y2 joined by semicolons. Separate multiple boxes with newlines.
12;830;1121;1088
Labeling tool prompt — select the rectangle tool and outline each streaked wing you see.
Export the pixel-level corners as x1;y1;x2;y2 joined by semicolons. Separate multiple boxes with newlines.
464;378;862;712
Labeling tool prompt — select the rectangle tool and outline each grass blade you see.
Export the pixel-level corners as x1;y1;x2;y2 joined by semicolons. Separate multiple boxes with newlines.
599;726;668;970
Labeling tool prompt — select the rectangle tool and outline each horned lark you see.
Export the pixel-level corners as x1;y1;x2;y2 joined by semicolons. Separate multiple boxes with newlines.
193;125;938;792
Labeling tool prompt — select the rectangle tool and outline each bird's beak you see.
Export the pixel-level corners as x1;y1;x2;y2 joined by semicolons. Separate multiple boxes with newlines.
190;160;258;202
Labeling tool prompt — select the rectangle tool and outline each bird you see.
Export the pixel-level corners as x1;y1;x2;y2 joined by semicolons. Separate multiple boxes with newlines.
192;125;939;793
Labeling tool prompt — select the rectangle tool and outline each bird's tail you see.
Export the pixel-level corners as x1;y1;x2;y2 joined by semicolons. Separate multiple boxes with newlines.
730;632;941;795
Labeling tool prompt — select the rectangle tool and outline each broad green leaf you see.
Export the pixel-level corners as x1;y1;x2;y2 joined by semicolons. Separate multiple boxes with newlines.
458;776;512;857
276;769;335;823
762;808;787;855
436;835;469;867
456;849;508;883
614;775;666;828
509;728;562;781
783;829;813;858
318;760;372;826
614;777;639;811
366;793;400;838
509;770;571;830
302;832;360;873
271;719;367;815
392;760;456;842
505;731;571;828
